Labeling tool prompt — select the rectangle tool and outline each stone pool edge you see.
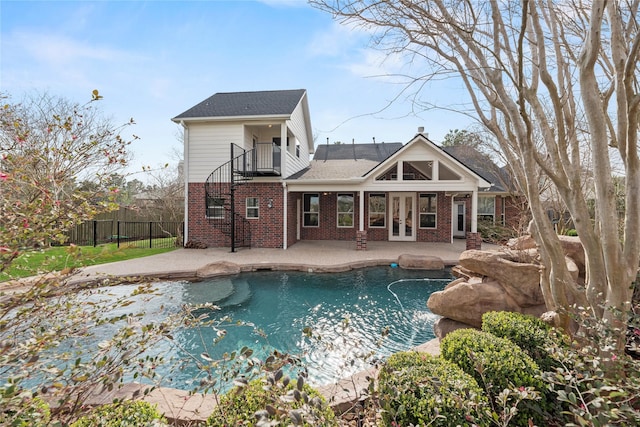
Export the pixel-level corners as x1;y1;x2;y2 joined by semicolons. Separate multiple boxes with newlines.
82;339;441;425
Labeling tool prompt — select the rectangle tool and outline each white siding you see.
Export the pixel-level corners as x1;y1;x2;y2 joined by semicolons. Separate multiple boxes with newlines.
187;122;243;182
284;102;311;177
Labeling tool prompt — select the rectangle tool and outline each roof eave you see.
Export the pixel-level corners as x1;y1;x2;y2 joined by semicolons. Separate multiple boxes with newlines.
171;114;291;123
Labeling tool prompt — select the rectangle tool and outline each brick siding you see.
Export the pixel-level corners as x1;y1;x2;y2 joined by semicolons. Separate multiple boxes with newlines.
188;184;459;248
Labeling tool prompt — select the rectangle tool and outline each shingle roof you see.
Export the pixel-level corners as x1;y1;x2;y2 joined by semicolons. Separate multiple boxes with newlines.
313;143;403;162
288;159;380;180
442;145;512;192
173;89;306;119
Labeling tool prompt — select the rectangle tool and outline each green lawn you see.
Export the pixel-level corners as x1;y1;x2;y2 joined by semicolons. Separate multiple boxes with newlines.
0;241;177;281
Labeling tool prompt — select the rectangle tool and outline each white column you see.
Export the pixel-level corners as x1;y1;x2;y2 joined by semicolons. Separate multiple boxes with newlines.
471;189;478;233
280;124;287;175
181;122;189;245
359;190;365;231
282;182;288;250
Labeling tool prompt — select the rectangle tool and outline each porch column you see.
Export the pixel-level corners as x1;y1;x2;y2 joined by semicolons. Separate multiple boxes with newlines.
466;189;482;250
357;190;367;250
280;124;287;174
282;182;288;250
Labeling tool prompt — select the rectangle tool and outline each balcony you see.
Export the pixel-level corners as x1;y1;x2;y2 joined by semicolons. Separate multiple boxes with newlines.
234;142;281;177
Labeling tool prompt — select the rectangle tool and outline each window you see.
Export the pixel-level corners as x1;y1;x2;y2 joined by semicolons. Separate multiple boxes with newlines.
419;193;437;228
500;196;506;225
369;193;386;227
337;193;354;227
246;197;259;219
303;193;319;227
206;196;225;219
478;196;496;222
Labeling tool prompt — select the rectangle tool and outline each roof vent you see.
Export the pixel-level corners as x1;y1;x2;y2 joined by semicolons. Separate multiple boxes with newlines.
418;126;425;133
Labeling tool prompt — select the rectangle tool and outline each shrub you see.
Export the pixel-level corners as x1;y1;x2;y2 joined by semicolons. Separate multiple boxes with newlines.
565;229;578;236
440;328;546;426
377;351;489;426
477;220;517;244
0;394;51;427
481;310;560;372
206;372;337;426
70;400;167;426
543;307;640;426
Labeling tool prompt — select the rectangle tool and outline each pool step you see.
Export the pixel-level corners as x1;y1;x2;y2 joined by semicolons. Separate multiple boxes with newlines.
184;278;235;305
221;279;251;307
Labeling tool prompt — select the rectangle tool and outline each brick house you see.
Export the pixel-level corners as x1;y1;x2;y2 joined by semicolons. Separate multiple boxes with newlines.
173;89;517;251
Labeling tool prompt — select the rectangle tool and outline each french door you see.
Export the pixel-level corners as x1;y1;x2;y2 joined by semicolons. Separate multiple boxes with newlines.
389;193;416;241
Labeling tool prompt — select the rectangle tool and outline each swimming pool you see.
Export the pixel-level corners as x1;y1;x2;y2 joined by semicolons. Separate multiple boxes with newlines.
85;266;451;390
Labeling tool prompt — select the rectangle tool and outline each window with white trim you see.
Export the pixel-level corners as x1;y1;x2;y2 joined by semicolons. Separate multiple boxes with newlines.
303;193;319;227
246;197;259;219
419;193;437;228
369;193;386;227
337;193;354;227
478;196;496;222
206;196;225;219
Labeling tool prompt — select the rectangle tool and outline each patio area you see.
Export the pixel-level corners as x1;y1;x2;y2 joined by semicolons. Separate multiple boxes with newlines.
71;239;499;285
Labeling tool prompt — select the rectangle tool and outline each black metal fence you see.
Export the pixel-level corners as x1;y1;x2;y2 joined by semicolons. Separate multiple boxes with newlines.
63;220;184;249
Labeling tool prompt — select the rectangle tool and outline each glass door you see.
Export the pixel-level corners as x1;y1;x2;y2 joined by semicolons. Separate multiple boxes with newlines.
390;193;415;241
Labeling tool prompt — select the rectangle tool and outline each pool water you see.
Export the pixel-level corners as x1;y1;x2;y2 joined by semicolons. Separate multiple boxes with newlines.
89;266;451;389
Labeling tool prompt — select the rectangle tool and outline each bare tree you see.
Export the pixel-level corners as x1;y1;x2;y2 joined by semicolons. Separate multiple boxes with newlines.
312;0;640;348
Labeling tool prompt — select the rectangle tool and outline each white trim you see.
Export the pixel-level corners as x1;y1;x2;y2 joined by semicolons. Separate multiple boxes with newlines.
471;190;478;233
282;182;288;249
389;192;416;241
171;114;291;123
359;190;365;231
246;197;259;219
418;193;437;229
452;201;466;238
181;121;189;245
336;193;355;228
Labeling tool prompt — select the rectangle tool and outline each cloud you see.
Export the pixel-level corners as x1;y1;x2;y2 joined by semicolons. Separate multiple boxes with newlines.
11;31;139;67
307;21;366;58
256;0;309;8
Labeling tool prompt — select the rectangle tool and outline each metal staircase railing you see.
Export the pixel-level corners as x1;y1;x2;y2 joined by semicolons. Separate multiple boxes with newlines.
204;143;254;251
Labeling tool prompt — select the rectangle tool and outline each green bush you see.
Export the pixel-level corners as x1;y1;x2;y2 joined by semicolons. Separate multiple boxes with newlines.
440;328;546;426
565;229;578;236
377;351;489;426
70;400;167;427
206;373;337;426
543;307;640;426
481;310;560;372
0;395;51;427
477;220;517;244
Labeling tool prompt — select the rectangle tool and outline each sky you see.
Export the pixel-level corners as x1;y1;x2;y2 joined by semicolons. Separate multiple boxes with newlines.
1;0;474;177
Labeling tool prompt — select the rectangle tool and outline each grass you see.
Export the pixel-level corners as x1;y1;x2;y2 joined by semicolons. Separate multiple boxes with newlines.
0;239;178;282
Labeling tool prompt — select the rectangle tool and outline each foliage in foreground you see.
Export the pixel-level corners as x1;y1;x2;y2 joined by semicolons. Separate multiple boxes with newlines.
481;310;560;372
378;351;488;426
70;401;167;427
440;328;545;426
206;373;337;426
542;307;640;426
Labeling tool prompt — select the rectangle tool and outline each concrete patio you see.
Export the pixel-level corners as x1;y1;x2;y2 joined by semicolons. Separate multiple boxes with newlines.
71;239;495;285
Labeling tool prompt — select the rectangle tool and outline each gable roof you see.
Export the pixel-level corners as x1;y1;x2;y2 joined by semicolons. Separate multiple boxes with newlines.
313;142;403;162
442;145;513;192
173;89;307;119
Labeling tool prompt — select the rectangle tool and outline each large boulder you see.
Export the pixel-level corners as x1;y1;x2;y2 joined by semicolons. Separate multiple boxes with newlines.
459;250;544;307
433;317;475;340
558;235;585;275
398;254;444;270
427;279;521;328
